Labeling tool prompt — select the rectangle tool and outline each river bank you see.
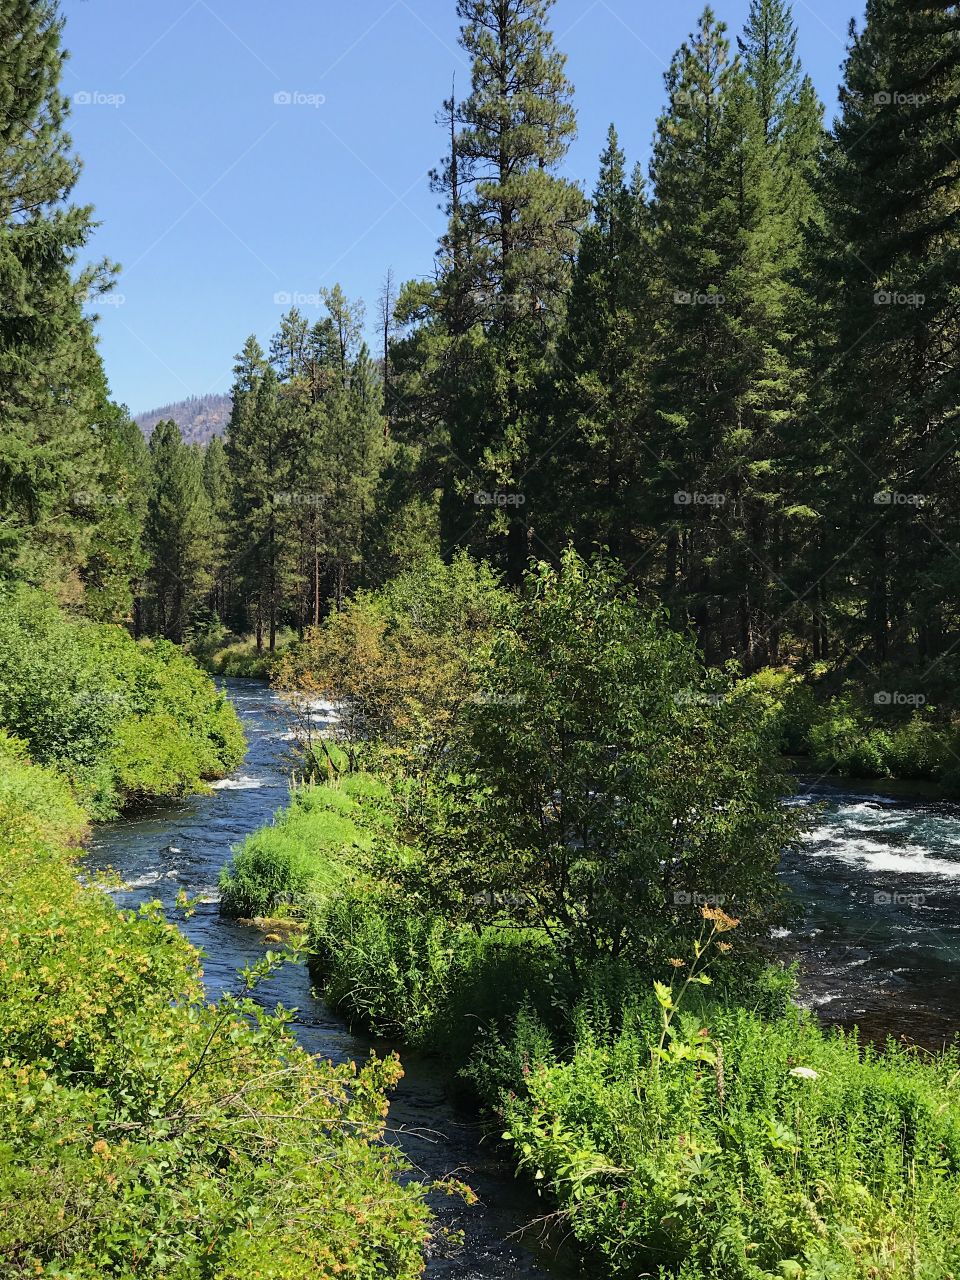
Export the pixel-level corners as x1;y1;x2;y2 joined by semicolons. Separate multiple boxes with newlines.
88;678;960;1278
87;679;579;1280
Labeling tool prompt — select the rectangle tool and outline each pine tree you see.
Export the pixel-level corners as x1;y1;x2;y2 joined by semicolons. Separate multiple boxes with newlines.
202;435;231;623
406;0;588;576
808;0;960;672
224;336;270;642
0;0;116;588
538;127;651;561
644;3;823;665
144;421;210;642
82;404;150;625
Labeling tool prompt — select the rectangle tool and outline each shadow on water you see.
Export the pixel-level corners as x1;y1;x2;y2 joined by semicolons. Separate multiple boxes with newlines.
85;679;582;1280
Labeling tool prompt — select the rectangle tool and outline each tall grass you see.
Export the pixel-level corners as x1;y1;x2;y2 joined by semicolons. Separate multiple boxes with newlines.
224;769;960;1279
0;737;430;1276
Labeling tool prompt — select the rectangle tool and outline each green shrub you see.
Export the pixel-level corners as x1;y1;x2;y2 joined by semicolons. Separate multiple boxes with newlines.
219;777;390;918
0;736;431;1277
0;586;244;815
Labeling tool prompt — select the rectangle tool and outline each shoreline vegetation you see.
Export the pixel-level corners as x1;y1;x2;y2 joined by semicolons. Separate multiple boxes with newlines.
0;736;434;1277
217;552;960;1280
3;0;960;1272
0;606;437;1276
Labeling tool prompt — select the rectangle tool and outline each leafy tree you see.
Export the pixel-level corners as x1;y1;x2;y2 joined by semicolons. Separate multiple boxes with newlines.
423;552;800;969
274;554;506;784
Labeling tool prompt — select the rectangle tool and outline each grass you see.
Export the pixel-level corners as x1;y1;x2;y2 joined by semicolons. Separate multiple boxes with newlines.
218;773;392;918
221;768;960;1280
0;738;431;1277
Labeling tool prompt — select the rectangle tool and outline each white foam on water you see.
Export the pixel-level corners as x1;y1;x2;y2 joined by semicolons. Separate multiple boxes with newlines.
211;775;265;790
107;870;163;891
805;831;960;879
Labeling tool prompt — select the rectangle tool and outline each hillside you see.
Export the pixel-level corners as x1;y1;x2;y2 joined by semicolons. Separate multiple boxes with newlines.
136;393;232;445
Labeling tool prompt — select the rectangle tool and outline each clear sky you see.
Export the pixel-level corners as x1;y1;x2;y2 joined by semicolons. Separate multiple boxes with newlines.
61;0;864;415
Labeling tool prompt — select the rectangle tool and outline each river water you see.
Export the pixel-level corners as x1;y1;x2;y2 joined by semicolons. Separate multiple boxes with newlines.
87;679;576;1280
86;681;960;1275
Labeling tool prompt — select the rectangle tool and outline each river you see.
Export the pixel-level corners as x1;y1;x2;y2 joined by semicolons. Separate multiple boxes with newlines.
87;679;577;1280
86;681;960;1276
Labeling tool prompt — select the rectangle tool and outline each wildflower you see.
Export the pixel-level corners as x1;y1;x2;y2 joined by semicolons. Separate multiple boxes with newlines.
789;1066;819;1081
717;941;732;953
667;957;686;968
700;905;740;932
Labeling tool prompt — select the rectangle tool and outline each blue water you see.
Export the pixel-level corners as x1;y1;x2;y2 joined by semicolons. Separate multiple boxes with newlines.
783;780;960;1044
86;679;576;1280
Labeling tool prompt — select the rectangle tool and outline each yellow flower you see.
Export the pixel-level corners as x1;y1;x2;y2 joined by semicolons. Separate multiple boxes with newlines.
667;957;686;968
701;905;740;932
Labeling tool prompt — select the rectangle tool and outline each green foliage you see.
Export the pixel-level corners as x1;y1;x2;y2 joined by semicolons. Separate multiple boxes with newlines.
0;0;123;594
424;552;801;964
143;420;212;642
747;669;960;787
0;734;430;1277
0;585;244;816
494;998;960;1278
274;553;507;780
219;777;388;919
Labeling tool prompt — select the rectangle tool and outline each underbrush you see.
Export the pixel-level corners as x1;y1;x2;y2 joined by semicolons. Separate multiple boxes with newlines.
746;669;960;791
226;769;960;1280
0;740;430;1277
491;1003;960;1279
192;628;295;679
0;585;245;816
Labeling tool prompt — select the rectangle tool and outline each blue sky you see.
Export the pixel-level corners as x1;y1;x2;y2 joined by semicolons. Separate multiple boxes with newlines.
61;0;864;414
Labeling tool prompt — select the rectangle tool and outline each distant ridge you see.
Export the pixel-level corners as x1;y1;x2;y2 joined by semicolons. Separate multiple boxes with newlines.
136;393;232;446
